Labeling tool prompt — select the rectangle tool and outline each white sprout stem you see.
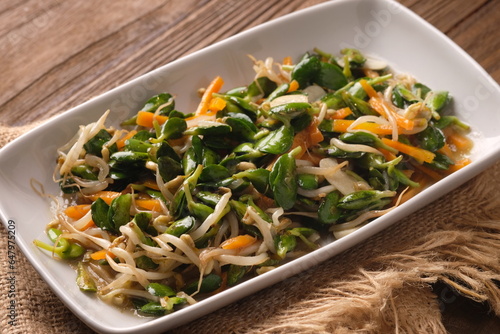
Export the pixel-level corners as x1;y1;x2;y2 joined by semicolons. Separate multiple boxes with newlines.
297;184;338;198
296;160;347;176
189;190;232;241
57;213;111;249
101;129;122;162
100;288;159;302
245;207;276;254
320;158;371;195
271;207;284;227
59;110;110;175
330;137;383;156
218;253;269;266
331;187;408;232
155;234;201;267
316;102;328;123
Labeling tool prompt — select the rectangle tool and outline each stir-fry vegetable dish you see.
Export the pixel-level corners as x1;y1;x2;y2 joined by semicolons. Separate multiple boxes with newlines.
34;48;472;316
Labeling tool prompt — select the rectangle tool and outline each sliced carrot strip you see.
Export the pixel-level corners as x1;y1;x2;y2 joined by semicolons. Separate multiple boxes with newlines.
359;79;379;99
64;204;91;220
116;130;138;149
330;107;353;120
221;235;257;250
117;130;138;149
208;96;227;113
307;118;324;145
369;97;415;130
142;179;160;191
287;79;299;93
446;158;472;173
90;249;115;261
381;138;435;163
282;56;293;66
135;199;163;212
136;111;169;128
400;172;430;203
291;118;324;159
290;131;309;159
303;152;323;165
411;163;443;181
88;191;121;205
195;76;224;116
447;132;473;152
438;143;454;158
378;148;398;162
331;119;351;132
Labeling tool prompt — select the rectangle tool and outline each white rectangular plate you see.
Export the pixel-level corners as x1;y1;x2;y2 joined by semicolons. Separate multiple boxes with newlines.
1;0;499;333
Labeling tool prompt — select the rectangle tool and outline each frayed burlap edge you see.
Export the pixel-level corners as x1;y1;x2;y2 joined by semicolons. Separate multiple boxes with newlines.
248;217;500;334
174;163;500;334
0;122;43;148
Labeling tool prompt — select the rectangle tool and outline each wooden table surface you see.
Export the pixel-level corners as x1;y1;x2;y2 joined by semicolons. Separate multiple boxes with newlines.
1;0;499;333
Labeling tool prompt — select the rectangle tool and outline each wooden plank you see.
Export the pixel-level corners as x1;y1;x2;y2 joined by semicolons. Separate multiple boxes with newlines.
0;0;325;125
0;0;497;124
0;0;170;125
401;0;489;33
447;0;500;81
401;0;499;82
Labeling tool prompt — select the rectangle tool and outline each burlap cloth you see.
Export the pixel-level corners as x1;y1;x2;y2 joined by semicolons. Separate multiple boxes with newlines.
1;122;500;334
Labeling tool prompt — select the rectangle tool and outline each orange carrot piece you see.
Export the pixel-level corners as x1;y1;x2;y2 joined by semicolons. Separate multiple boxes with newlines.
369;97;415;130
359;79;379;99
90;249;115;261
167;136;188;148
88;191;121;205
255;194;276;211
368;96;388;118
142;179;160;191
116;130;138;149
135;199;163;212
400;172;430;203
438;143;454;158
381;138;435;163
290;118;324;159
307;118;324;145
195;76;224;116
446;158;472;173
208;96;227;113
447;132;473;152
378;148;398;162
282;56;293;66
411;163;443;181
331;107;353;119
290;130;309;159
77;220;96;231
221;235;257;250
331;119;351;132
287;79;299;93
64;204;91;220
136;111;169;128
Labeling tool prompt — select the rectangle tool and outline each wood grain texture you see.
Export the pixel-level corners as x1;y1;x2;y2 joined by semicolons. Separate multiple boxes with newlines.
1;0;499;333
3;0;496;127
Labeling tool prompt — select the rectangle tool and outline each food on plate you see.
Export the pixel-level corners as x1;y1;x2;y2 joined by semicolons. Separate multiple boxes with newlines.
34;48;472;316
